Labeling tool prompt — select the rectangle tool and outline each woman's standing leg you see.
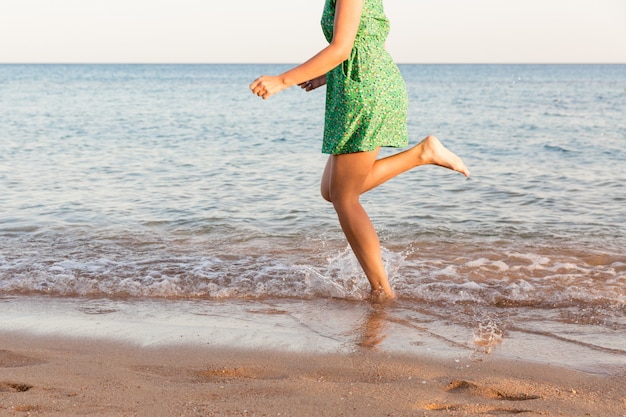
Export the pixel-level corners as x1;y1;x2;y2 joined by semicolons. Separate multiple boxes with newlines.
322;148;395;300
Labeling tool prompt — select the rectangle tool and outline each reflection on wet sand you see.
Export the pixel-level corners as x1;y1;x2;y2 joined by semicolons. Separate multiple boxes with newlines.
356;305;388;350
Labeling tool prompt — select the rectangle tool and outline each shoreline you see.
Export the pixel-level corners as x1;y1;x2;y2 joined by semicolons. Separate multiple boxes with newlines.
1;296;625;415
2;331;625;416
1;296;624;374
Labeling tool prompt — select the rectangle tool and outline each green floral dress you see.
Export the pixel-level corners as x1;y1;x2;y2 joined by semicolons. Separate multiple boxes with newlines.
321;0;408;155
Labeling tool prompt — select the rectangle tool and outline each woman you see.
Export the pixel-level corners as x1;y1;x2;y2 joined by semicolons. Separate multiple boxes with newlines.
250;0;469;302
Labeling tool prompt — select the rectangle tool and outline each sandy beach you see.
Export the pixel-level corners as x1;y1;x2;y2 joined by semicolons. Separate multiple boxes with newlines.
1;329;624;417
0;308;626;417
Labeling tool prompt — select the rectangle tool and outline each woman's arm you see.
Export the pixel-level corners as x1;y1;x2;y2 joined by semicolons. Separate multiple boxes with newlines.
250;0;363;99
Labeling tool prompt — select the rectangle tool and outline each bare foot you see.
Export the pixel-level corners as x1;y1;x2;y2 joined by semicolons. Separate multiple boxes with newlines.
416;135;470;177
369;288;397;304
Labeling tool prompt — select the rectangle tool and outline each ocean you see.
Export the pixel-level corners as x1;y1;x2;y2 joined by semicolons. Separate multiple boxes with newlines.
0;64;624;372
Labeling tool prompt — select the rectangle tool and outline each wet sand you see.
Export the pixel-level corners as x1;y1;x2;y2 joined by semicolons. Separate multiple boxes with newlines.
1;295;625;416
1;332;625;417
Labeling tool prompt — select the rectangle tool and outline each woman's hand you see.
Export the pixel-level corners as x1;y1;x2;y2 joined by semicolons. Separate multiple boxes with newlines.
250;0;361;100
249;75;288;100
299;74;327;92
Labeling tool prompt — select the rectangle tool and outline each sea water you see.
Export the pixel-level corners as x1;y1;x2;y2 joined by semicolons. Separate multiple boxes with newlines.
0;64;624;372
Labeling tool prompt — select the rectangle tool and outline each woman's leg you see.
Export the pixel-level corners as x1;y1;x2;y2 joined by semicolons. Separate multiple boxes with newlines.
323;148;395;300
364;135;469;192
321;135;469;201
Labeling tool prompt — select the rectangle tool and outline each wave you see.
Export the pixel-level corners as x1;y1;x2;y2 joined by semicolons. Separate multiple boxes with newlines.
1;230;624;314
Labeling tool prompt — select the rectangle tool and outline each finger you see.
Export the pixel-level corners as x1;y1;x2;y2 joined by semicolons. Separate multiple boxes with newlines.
249;76;265;92
252;83;266;96
254;85;267;98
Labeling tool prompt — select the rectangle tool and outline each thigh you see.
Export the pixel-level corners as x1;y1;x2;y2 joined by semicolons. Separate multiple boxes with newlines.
327;148;380;201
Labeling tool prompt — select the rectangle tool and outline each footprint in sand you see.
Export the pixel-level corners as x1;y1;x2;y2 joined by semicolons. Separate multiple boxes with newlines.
0;350;45;368
420;380;542;415
446;380;540;401
0;351;38;395
0;382;33;393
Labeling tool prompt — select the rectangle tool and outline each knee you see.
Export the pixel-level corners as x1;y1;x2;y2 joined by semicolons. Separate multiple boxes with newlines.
328;191;360;213
320;186;354;206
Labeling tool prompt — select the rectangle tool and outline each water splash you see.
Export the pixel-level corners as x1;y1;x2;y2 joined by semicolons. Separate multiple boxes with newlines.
471;319;504;359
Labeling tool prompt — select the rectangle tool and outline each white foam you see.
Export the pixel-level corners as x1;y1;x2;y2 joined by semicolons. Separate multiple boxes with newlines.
0;233;624;312
465;258;510;272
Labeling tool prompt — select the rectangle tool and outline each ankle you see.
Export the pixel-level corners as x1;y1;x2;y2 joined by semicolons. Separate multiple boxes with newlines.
369;288;397;304
411;141;429;166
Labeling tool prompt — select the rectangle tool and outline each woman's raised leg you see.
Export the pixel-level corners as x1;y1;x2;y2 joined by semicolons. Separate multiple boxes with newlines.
321;135;469;202
363;135;469;193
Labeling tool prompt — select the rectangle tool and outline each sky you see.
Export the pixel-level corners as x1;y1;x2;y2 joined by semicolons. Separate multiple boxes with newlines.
1;0;625;63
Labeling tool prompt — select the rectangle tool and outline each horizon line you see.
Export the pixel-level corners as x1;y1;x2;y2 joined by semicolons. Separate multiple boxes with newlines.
1;62;625;65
